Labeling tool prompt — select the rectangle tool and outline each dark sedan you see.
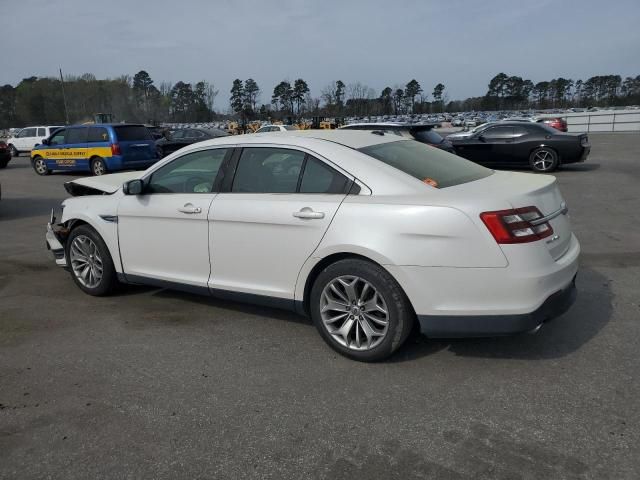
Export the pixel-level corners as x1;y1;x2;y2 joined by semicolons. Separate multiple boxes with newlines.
450;122;590;172
340;123;455;153
156;128;230;158
0;140;11;168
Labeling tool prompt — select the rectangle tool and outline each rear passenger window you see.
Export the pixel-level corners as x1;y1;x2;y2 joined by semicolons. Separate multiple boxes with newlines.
482;127;513;138
37;128;46;137
300;156;349;194
232;148;305;193
88;127;109;143
65;128;88;144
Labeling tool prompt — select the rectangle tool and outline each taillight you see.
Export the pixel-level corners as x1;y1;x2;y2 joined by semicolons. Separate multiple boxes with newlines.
480;206;553;244
111;143;121;156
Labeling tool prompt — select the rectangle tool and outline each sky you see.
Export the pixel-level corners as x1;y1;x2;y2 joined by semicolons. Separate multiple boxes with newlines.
2;0;639;108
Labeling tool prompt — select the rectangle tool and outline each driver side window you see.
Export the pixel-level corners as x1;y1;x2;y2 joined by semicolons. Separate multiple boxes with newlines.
50;129;66;146
147;148;228;194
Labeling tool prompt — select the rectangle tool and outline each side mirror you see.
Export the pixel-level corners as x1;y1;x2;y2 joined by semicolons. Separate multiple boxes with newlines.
41;138;49;145
478;134;486;142
123;179;144;195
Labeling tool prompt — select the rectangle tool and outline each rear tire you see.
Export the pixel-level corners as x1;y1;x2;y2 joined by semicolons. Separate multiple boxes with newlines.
66;225;118;296
310;258;414;362
0;158;8;169
529;147;559;173
32;156;50;176
91;157;106;176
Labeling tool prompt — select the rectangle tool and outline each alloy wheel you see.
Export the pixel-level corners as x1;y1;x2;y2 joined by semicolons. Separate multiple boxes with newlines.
320;275;389;351
92;160;105;176
69;235;103;288
533;149;555;171
34;158;47;175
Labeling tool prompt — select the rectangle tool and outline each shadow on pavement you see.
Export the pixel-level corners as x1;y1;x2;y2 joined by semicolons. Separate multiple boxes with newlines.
117;266;612;363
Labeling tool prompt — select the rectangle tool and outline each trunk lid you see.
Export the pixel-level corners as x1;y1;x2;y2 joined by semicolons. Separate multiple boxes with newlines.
443;171;572;260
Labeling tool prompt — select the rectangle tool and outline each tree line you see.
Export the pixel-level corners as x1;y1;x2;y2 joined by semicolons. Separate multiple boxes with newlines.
0;70;638;128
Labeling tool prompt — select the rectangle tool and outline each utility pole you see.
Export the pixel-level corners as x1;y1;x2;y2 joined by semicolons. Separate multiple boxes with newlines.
59;68;69;125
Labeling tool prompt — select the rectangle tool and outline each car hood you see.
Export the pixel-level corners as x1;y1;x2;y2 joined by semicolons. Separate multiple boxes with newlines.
64;171;143;196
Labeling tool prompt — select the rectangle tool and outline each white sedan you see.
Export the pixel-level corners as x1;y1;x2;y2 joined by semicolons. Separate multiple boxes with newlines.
46;131;579;361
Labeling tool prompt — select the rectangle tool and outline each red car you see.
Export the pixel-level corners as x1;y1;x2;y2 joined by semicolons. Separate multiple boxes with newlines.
538;117;568;132
0;141;11;169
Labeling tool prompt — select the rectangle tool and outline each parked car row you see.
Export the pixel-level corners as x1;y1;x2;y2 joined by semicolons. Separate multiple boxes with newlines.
5;115;588;176
338;121;589;172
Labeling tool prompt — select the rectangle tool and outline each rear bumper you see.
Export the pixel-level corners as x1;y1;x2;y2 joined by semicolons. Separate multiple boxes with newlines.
386;233;580;338
417;275;577;337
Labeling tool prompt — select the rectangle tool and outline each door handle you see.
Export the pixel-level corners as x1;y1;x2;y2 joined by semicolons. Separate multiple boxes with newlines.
178;203;202;214
293;207;325;219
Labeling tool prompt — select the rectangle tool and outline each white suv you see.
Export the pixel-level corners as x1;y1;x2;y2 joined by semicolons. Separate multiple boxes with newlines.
7;126;62;156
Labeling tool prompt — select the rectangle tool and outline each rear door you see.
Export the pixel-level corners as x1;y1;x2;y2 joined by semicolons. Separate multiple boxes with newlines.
208;147;352;301
87;126;112;166
113;125;157;167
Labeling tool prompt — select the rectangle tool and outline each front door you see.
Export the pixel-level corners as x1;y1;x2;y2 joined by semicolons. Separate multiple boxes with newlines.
456;126;515;165
117;147;230;287
59;127;89;170
208;147;351;301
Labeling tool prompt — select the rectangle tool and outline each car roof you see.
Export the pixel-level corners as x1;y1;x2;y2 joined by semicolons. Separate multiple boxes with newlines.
493;121;541;127
63;123;146;128
342;122;438;130
271;129;409;149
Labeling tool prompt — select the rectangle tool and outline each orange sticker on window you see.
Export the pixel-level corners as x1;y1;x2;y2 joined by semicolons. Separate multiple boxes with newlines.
422;177;439;187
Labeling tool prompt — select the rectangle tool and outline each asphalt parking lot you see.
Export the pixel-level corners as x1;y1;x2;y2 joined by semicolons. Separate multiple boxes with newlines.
1;134;639;479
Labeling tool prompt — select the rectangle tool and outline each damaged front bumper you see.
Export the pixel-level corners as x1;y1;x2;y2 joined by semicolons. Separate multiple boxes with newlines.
45;209;69;269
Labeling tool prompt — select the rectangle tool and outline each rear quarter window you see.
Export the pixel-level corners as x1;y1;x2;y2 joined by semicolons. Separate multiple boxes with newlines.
359;140;493;189
113;126;152;141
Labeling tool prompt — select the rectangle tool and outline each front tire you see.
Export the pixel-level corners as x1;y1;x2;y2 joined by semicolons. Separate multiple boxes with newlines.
310;258;414;362
32;156;50;176
91;157;107;176
66;225;118;296
10;145;19;157
0;158;8;169
529;147;559;173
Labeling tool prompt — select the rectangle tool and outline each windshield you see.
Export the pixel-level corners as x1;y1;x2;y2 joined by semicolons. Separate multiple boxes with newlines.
359;140;493;188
